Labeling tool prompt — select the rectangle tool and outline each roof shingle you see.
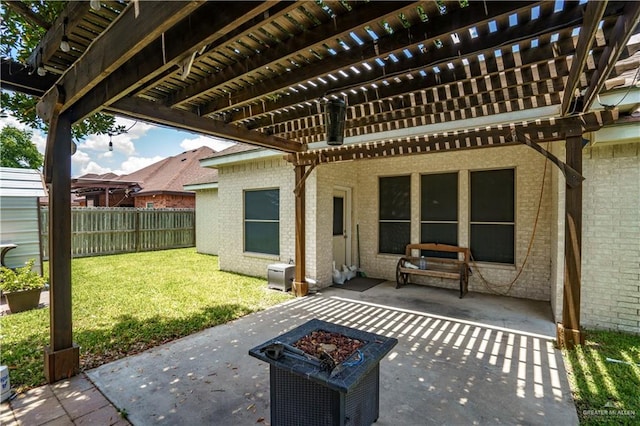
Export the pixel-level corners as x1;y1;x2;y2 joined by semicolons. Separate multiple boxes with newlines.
121;146;218;194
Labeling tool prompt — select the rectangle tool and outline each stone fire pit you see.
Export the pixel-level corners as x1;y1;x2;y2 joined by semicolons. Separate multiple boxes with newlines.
249;318;397;426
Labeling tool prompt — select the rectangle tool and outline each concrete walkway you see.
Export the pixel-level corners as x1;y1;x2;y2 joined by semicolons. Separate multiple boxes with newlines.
2;282;579;425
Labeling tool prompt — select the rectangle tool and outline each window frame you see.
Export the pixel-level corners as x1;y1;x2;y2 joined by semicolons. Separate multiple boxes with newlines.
469;168;516;265
378;175;411;255
420;171;459;258
243;188;280;256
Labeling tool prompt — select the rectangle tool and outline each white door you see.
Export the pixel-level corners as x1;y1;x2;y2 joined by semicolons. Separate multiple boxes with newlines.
332;189;351;269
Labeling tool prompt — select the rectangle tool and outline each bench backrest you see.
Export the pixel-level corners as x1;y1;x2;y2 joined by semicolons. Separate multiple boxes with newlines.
404;243;470;263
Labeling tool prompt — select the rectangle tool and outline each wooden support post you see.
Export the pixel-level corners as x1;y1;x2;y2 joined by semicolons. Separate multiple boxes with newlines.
293;165;308;297
557;134;585;349
44;111;80;382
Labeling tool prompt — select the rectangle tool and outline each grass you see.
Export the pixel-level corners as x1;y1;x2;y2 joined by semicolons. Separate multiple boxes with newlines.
563;329;640;425
0;248;292;391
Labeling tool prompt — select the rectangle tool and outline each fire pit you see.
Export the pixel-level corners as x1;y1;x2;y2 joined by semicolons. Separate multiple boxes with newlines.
249;319;397;426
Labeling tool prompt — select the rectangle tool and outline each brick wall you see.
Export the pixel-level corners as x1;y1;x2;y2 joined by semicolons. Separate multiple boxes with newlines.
580;142;639;334
215;145;554;301
88;192;133;207
134;194;195;209
352;144;553;300
194;188;219;255
314;163;359;287
217;158;298;278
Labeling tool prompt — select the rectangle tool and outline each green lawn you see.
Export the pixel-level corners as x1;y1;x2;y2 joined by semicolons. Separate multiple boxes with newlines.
563;329;640;425
0;248;292;391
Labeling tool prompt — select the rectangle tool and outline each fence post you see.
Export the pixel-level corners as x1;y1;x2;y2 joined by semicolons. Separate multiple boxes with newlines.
135;209;141;252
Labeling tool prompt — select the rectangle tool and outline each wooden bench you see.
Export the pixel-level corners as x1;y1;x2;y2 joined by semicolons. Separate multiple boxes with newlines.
396;243;471;298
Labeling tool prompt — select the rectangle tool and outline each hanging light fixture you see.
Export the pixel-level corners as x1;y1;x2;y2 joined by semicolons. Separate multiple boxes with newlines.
325;98;347;145
60;17;70;53
90;0;101;11
108;133;113;152
37;48;46;76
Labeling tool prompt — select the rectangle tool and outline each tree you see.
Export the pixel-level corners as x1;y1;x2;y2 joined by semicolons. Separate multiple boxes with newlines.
0;125;43;169
0;1;124;139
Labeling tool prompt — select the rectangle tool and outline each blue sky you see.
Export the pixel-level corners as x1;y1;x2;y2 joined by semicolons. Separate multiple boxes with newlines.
0;115;235;176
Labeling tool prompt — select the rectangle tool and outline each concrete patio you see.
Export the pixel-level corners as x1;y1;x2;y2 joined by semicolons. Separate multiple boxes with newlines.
2;281;578;425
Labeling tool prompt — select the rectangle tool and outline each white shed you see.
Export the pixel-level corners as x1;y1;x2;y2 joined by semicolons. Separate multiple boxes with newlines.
0;167;47;274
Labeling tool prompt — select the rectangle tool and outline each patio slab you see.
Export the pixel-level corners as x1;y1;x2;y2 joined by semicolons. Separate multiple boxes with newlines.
87;282;578;425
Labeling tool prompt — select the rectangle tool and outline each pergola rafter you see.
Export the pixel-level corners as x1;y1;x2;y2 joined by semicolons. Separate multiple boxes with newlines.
581;1;640;111
287;110;618;167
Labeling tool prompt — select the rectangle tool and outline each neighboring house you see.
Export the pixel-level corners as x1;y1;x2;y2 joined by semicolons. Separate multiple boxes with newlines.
73;146;218;208
188;102;639;335
71;172;139;207
0;167;47;274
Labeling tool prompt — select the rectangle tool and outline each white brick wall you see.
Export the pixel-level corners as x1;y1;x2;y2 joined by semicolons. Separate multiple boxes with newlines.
213;145;554;301
217;158;299;278
194;188;219;255
580;143;640;334
353;145;553;300
314;163;359;287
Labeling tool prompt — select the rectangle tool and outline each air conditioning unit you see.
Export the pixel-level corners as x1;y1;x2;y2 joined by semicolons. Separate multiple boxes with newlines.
267;263;295;291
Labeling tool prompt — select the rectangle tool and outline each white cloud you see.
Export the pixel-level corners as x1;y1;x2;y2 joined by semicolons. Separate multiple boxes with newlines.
80;117;154;156
82;133;136;156
179;135;235;152
33;132;47;153
116;118;154;138
80;161;112;175
117;156;165;174
72;150;99;177
72;150;91;166
0;115;29;131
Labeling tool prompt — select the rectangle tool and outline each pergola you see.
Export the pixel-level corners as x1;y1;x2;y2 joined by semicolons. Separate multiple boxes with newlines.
1;0;638;383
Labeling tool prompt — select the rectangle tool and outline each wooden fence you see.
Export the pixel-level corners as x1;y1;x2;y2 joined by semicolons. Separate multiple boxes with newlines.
40;207;195;259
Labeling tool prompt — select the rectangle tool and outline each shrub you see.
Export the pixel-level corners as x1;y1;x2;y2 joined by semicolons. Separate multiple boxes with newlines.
0;259;47;292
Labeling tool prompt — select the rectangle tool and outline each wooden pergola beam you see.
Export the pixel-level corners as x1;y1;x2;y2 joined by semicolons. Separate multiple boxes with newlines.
561;0;608;116
232;24;592;126
67;1;273;124
37;1;205;121
582;1;640;111
26;1;91;70
0;58;57;96
293;165;308;297
166;1;417;107
43;109;80;383
261;75;568;140
107;97;303;153
202;1;543;119
286;110;618;166
558;132;586;349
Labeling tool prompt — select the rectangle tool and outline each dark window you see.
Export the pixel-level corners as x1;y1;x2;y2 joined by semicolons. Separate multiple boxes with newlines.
470;169;515;263
244;189;279;255
333;196;344;236
421;173;458;258
379;176;411;254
